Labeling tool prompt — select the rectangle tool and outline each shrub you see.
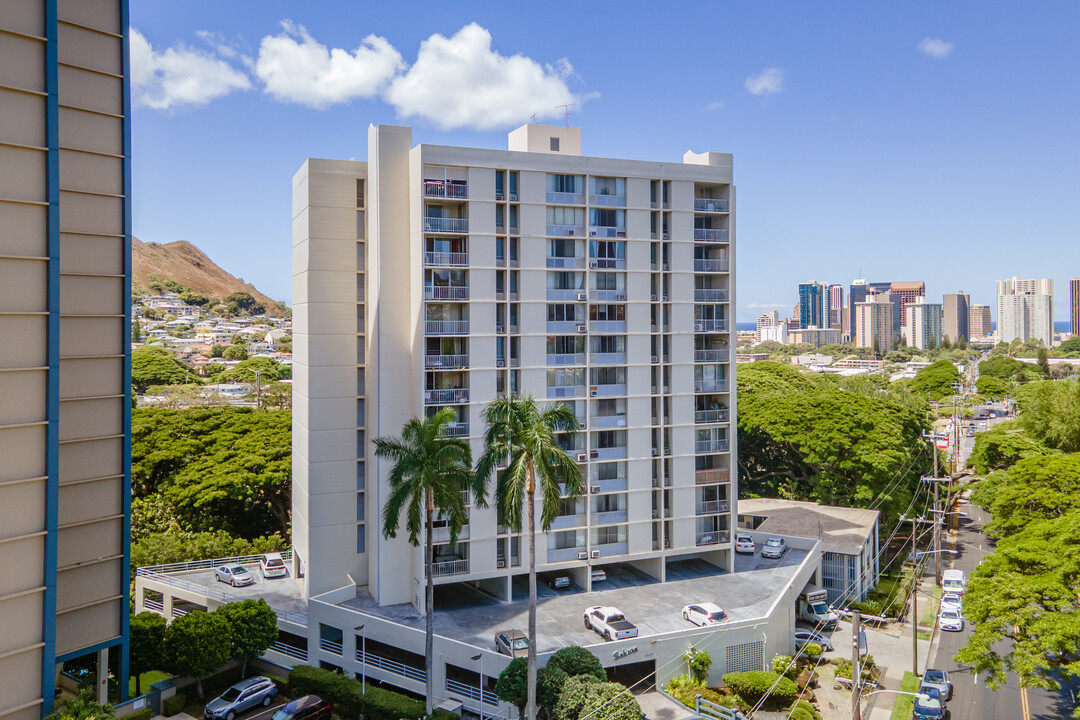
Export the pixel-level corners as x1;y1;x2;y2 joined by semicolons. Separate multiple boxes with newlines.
790;699;820;719
125;709;153;720
664;682;731;710
288;665;425;720
547;646;606;681
265;674;288;691
161;693;186;718
554;675;603;720
665;674;703;693
803;642;823;659
684;645;712;683
429;711;460;720
771;654;798;680
722;671;798;705
578;682;642;720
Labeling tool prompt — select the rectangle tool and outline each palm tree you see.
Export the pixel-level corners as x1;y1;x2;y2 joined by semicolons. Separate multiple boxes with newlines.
375;407;484;714
475;394;582;720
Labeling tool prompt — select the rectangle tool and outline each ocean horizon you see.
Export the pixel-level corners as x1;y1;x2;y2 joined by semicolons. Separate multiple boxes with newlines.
736;321;1072;333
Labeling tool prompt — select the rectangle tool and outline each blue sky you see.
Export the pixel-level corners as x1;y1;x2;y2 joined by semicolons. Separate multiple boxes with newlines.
131;1;1080;322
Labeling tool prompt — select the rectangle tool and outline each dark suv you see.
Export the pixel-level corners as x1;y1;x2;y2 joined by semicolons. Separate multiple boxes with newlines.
270;695;331;720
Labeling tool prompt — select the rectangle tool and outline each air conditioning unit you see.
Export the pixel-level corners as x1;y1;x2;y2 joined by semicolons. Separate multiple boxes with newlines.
497;559;506;568
590;550;600;559
589;261;598;269
662;294;669;301
496;324;505;333
616;231;626;238
496;192;504;201
590;389;598;397
651;448;658;457
576;324;587;333
577;453;587;462
589;230;598;237
662;232;669;240
651;294;657;302
650;355;658;363
694;322;704;332
615;292;626;301
509;194;518;201
652;510;659;519
496;359;505;368
590;485;601;494
590;449;599;459
577;293;588;301
566;229;575;236
578;552;588;560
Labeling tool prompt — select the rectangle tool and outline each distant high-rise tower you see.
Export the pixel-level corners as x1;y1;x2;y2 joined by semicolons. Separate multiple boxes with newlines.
756;311;780;341
943;292;970;344
855;295;895;355
969;305;992;339
1071;278;1080;337
849;279;868;339
996;276;1053;346
827;284;844;331
904;298;943;350
890;282;926;327
798;281;826;329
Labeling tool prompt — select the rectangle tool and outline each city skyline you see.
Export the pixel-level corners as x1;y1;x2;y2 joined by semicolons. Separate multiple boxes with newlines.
128;2;1080;322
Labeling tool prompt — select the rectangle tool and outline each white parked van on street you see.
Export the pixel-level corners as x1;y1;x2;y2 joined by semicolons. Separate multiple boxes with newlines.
942;569;966;595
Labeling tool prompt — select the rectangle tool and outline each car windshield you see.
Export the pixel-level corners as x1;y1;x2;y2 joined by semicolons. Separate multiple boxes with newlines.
766;539;781;547
924;671;945;682
271;709;295;720
220;688;242;701
811;603;829;614
608;614;625;622
511;638;529;650
232;567;250;576
943;579;963;589
942;611;959;620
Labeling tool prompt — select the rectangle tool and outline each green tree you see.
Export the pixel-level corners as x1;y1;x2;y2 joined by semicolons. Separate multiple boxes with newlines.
975;375;1010;400
1014;379;1080;452
208;344;225;358
908;359;961;401
1037;347;1051;377
223;344;248;361
179;290;208;306
132;320;142;343
44;689;114;720
131;531;288;579
554;675;603;720
577;683;642;720
131;346;198;393
162;609;231;698
968;421;1057;476
980;453;1080;537
546;646;605;681
685;645;712;683
1059;337;1080;356
218;357;286;385
225;292;265;316
216;599;279;677
495;659;571;720
375;407;482;715
129;612;167;696
476;395;583;720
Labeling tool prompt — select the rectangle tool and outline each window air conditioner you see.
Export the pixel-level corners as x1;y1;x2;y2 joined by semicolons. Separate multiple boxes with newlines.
496;325;505;333
566;229;575;236
651;355;659;363
652;510;659;519
591;550;600;559
651;294;657;302
509;194;518;201
577;293;588;301
590;231;597;237
578;552;588;560
662;294;669;301
496;359;505;368
590;449;599;459
590;389;598;397
591;485;601;494
662;233;669;240
576;324;587;333
496;193;504;201
577;453;587;462
589;261;598;269
616;231;626;238
651;448;658;457
615;292;626;301
694;322;704;332
497;559;506;568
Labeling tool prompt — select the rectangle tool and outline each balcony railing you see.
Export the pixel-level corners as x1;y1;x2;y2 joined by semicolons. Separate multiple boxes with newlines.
694;228;729;242
271;642;308;662
546;224;586;237
694;289;729;302
431;559;470;577
548;289;586;302
426;286;469;301
547;353;586;366
695;409;730;424
320;639;343;655
695;380;729;393
425;388;468;404
589;477;628;493
589;194;625;207
547;256;585;269
425;320;469;335
696;468;731;484
590;290;627;302
590;383;626;397
595;541;628;557
696;500;730;515
592;446;627;460
425;354;468;370
594;510;628;525
550;514;586;530
424;181;468;199
589;226;625;238
546;192;585;205
590;415;627;429
548;385;585;399
432;524;470;543
357;649;427;683
548;547;587;563
694;319;728;332
589;321;626;333
446;679;499;707
424;217;468;233
695;439;730;453
444;422;469;437
695;349;728;362
547;321;584;334
694;198;730;212
694;259;729;272
425;251;468;267
590;352;626;365
696;531;730;546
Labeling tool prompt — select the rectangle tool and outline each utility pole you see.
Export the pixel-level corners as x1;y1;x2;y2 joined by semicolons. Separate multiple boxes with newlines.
851;610;862;720
901;514;933;678
920;432;948;585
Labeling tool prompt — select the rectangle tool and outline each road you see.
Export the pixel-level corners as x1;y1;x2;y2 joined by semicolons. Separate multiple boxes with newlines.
929;500;1080;720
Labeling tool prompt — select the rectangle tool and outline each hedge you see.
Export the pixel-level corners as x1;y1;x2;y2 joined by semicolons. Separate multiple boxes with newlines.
289;665;426;720
161;693;186;717
124;709;152;720
721;671;798;705
429;711;460;720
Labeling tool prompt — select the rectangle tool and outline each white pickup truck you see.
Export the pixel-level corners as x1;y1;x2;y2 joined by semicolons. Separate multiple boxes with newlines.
584;606;638;641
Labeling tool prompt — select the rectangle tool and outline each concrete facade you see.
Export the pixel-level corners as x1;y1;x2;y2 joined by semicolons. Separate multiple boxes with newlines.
969;304;991;339
942;292;969;344
996;276;1053;346
890;282;925;328
1070;278;1079;338
854;295;895;355
0;1;132;717
903;298;943;351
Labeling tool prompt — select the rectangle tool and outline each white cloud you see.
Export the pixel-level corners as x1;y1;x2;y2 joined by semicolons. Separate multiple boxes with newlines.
917;37;954;58
130;28;251;110
745;67;784;96
706;101;724;111
745;303;790;310
385;23;580;130
254;20;403;108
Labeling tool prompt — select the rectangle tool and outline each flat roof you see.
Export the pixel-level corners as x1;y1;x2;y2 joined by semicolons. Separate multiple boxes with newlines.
737;498;879;555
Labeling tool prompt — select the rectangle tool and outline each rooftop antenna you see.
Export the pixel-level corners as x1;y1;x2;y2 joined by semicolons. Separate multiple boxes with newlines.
556;103;573;126
529;113;536;124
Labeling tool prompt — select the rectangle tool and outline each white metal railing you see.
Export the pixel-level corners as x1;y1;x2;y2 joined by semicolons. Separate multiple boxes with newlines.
432;525;470;543
590;257;625;270
589;194;626;207
423;181;468;199
446;678;500;706
696;531;730;546
694;228;729;242
424;251;468;267
320;638;343;655
694;259;729;272
425;388;469;404
694;289;729;302
695;409;729;423
547;353;586;366
546;192;584;204
695;381;729;393
694;198;730;212
271;642;307;661
546;224;585;237
696;500;730;515
696;469;731;484
425;354;468;370
695;439;730;453
424;217;469;233
426;286;469;301
547;256;584;269
357;649;427;682
694;319;728;332
695;349;727;362
444;422;469;437
431;559;469;577
589;226;624;238
138;551;293;575
426;320;469;335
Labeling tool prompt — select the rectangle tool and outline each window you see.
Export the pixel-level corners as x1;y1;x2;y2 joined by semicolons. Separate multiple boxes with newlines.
495;172;504;196
547;174;584;193
549;238;578;258
550;137;560;151
591;526;626;545
594;461;625;480
589;208;625;228
591;272;625;291
594;430;625;449
356;179;365;208
547;206;585;226
356;524;366;553
590;177;625;196
589;304;625;322
547;304;581;322
547;336;584;354
590;240;625;260
547;272;583;290
590;367;625;386
547;368;585;387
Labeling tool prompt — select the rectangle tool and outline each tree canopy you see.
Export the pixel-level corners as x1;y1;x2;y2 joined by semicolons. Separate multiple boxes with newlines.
218;357;290;384
975;375;1010;399
968;420;1059;477
162;610;231;698
1013;379;1080;453
908;359;961;401
216;599;279;677
979;355;1039;384
132;345;199;393
130;612;167;696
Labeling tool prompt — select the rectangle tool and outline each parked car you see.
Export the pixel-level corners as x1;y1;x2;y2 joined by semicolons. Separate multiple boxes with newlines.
734;535;755;554
548;574;571;590
682;602;727;627
939;609;964;632
760;536;787;559
584;606;638;641
921;669;953;701
793;630;833;652
591;568;607;583
940;593;962;613
912;685;948;719
260;552;287;579
271;695;331;720
204;676;277;720
214;563;255;587
495;629;529;658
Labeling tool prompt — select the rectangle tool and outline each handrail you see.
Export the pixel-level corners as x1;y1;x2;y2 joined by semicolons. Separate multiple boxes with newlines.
357;649;427;682
446;678;500;706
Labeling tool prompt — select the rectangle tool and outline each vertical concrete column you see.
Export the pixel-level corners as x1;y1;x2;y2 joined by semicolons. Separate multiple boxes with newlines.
163;594;173;620
97;648;109;704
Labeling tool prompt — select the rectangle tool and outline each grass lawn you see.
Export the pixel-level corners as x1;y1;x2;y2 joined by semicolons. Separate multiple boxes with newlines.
130;670;171;697
920;586;942;627
888;671;920;720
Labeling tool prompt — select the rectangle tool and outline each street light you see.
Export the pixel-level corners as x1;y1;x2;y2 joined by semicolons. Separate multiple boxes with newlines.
471;653;484;720
355;625;366;694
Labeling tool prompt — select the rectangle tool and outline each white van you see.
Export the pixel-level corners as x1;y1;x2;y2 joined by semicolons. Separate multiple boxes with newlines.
942;569;966;595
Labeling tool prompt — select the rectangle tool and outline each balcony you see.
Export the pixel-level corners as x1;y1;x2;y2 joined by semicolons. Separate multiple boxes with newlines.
592;446;627;460
589;258;626;270
546;191;585;205
589;193;625;207
548;289;586;302
444;422;469;437
695;409;730;424
424;180;468;199
424;217;469;233
695;349;728;362
425;285;469;301
550;514;586;531
547;256;585;269
425;354;468;370
431;559;470;577
590;415;627;429
694;319;727;333
432;524;470;543
548;547;587;563
589;477;628;493
696;531;730;546
696;468;731;484
590;352;626;365
594;510;628;525
425;320;469;335
694;259;729;273
694;198;729;213
548;385;585;399
358;649;427;683
595;542;628;557
694;289;729;302
547;353;586;366
696;500;730;515
546;223;586;237
695;438;730;453
589;226;626;239
547;321;585;334
425;388;469;404
694;228;729;242
695;380;728;393
589;320;626;333
590;384;627;398
590;290;627;302
425;251;468;267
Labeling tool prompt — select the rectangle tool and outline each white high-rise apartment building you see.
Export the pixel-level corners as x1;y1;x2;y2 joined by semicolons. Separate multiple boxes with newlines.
903;298;943;350
292;123;736;609
756;310;780;341
855;294;895;354
996;276;1053;346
